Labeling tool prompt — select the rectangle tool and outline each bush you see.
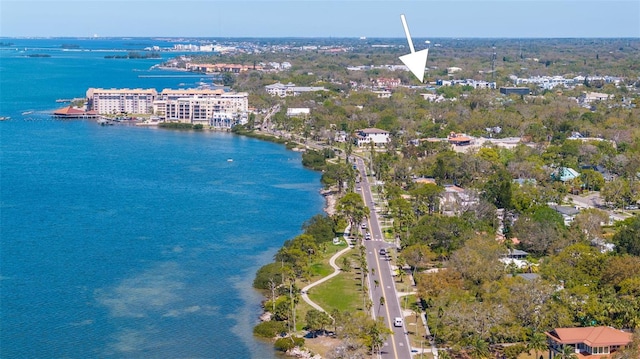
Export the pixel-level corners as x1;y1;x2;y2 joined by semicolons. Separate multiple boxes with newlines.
503;343;527;359
193;124;203;130
158;122;193;129
274;336;305;352
253;320;287;338
253;262;284;290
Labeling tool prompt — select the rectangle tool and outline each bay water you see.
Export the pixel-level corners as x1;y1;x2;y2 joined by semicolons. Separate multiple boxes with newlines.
0;38;324;358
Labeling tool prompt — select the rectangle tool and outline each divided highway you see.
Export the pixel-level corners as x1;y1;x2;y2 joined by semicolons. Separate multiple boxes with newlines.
354;157;412;359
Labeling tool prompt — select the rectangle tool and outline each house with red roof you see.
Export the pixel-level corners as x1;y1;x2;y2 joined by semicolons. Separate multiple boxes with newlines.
545;326;632;359
52;106;97;118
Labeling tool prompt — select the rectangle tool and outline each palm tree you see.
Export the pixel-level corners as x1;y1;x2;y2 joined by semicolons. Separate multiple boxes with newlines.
527;332;548;359
378;296;385;316
555;345;577;359
466;336;490;359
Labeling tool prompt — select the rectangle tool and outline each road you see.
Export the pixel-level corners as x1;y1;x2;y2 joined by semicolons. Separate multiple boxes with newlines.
355;157;412;359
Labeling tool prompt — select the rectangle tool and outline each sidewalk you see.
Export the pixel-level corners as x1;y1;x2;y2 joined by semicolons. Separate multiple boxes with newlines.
300;226;352;314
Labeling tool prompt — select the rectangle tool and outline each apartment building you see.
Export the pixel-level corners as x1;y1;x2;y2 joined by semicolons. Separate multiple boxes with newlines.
87;87;248;128
156;89;249;128
86;88;158;115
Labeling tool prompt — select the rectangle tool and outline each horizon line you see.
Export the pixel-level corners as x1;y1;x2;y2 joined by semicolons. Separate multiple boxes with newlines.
2;36;639;40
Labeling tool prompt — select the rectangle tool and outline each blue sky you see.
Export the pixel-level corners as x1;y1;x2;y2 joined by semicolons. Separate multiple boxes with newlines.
1;0;639;38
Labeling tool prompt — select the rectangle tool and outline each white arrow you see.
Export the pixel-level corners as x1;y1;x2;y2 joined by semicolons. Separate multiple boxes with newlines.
399;14;429;83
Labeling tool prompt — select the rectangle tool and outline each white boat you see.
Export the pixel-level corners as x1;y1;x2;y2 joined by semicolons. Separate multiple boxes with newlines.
227;158;233;162
22;111;34;115
0;116;10;121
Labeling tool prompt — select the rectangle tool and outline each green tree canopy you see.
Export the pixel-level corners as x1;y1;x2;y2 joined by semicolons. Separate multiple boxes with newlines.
613;215;640;256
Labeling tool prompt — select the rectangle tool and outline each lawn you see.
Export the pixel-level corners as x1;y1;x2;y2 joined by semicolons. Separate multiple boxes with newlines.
308;270;362;313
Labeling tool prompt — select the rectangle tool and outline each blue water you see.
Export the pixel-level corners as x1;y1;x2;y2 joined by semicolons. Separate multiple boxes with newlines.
0;38;324;358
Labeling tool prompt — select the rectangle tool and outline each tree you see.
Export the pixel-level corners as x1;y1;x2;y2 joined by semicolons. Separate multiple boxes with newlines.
601;178;632;209
613;216;640;256
401;243;434;277
388;197;414;237
302;214;335;244
337;192;369;232
465;335;490;359
555;345;577;359
407;215;475;257
253;262;285;290
483;167;513;209
221;72;235;86
449;236;506;286
377;296;385;316
409;183;444;216
305;309;332;336
512;205;565;255
322;163;354;193
580;169;605;191
507;279;554;332
527;332;549;359
571;208;608;243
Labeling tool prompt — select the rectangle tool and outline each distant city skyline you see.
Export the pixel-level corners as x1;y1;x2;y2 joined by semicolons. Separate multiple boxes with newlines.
1;0;639;39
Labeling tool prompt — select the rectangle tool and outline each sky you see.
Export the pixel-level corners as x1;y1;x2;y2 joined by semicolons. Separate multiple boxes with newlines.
1;0;639;38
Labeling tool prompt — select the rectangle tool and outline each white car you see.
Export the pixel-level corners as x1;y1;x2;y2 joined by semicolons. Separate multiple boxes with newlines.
361;223;367;229
394;317;403;327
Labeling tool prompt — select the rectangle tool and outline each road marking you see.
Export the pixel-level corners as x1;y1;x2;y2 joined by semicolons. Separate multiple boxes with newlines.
375;248;400;359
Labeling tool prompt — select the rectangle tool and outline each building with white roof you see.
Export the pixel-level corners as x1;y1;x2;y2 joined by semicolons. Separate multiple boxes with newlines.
264;82;326;97
355;128;390;147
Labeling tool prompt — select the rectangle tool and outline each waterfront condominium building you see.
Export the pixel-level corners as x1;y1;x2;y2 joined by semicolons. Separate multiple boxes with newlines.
86;88;158;115
87;87;249;128
154;89;249;128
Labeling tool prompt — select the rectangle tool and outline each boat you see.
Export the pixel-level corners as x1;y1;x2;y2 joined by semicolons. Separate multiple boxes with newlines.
227;158;233;162
0;116;10;121
22;111;34;115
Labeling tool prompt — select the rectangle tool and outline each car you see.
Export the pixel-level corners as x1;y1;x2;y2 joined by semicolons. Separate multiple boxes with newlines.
361;223;367;229
394;317;403;327
365;232;371;240
379;248;386;255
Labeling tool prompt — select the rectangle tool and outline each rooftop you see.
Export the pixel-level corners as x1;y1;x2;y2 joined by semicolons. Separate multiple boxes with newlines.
546;326;632;347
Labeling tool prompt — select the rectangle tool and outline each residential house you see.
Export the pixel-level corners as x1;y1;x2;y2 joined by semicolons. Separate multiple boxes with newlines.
580;92;613;106
421;93;446;102
286;108;310;117
372;90;392;99
355;128;390;147
414;177;437;186
440;185;477;216
375;78;401;89
549;204;580;226
545;326;632;359
551;167;580;182
500;249;533;269
334;131;348;143
447;132;473;146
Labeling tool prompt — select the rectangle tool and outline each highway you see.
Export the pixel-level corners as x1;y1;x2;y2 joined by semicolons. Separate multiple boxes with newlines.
354;157;412;359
